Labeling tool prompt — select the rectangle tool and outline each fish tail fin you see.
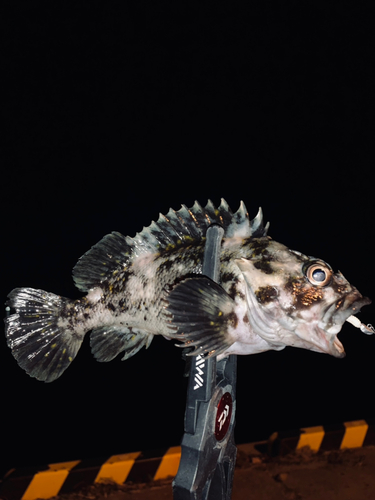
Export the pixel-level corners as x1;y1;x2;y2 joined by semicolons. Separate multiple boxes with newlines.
5;288;85;382
164;276;237;358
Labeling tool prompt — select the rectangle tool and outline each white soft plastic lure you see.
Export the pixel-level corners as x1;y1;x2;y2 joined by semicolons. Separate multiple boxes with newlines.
4;199;373;382
346;315;375;334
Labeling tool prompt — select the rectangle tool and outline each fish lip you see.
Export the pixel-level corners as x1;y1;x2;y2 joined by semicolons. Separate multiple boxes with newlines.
324;294;372;333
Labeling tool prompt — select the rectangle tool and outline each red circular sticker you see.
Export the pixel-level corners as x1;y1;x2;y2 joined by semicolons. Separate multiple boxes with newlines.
215;392;232;441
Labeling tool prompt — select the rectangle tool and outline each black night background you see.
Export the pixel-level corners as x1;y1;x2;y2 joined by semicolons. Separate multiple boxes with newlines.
1;1;374;479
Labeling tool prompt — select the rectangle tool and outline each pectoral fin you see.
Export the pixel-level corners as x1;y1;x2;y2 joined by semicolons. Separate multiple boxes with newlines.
164;275;237;357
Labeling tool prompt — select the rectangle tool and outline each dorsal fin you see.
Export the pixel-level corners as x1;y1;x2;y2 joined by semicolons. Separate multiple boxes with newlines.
72;199;269;292
72;232;131;292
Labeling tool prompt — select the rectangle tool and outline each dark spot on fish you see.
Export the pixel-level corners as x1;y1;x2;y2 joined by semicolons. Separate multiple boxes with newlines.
241;236;253;248
254;260;274;275
227;283;238;300
157;258;175;274
255;286;278;304
248;237;271;256
221;271;236;284
144;315;147;321
225;280;245;301
285;277;301;294
243;314;249;324
107;303;116;312
221;253;232;263
226;311;238;329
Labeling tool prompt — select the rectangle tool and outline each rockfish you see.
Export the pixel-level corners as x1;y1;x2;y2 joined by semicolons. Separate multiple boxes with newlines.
4;200;374;382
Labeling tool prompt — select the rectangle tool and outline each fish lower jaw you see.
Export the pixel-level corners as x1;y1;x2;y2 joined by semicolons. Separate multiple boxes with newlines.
316;327;345;358
333;335;345;356
307;334;345;358
294;322;345;358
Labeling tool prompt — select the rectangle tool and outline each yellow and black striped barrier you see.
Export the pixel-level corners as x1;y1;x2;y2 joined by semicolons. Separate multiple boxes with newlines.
268;419;375;456
1;420;374;500
0;447;181;500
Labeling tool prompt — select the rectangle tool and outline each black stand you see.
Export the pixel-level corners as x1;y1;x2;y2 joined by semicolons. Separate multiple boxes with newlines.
173;224;237;500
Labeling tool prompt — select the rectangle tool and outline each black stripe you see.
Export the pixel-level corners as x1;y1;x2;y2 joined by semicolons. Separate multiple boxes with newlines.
363;420;375;447
0;475;33;500
320;423;345;451
59;457;109;494
125;449;167;483
268;429;301;456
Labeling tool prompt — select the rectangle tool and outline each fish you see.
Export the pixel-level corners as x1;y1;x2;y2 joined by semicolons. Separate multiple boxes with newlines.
4;199;374;383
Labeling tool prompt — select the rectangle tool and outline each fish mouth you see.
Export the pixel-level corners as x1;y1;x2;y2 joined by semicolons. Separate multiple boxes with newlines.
312;294;372;358
322;294;372;335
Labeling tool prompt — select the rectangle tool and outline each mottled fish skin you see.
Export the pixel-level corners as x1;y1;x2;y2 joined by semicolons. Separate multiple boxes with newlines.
4;200;372;382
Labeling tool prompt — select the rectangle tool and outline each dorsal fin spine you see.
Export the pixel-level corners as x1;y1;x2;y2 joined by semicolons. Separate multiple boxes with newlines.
177;205;202;239
189;201;208;231
251;207;263;236
204;199;218;223
165;209;188;240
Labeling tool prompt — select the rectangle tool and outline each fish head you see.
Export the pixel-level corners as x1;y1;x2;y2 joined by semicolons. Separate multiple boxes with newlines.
236;239;371;357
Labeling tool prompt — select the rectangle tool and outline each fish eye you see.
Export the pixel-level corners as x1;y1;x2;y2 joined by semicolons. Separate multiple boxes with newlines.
305;262;332;286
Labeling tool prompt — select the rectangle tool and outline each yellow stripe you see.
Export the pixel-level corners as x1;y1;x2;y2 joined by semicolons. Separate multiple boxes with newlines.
21;461;80;500
154;446;181;480
94;452;141;484
297;426;325;451
341;420;368;449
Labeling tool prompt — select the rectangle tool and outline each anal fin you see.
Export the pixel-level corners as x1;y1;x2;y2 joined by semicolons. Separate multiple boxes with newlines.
90;326;152;362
